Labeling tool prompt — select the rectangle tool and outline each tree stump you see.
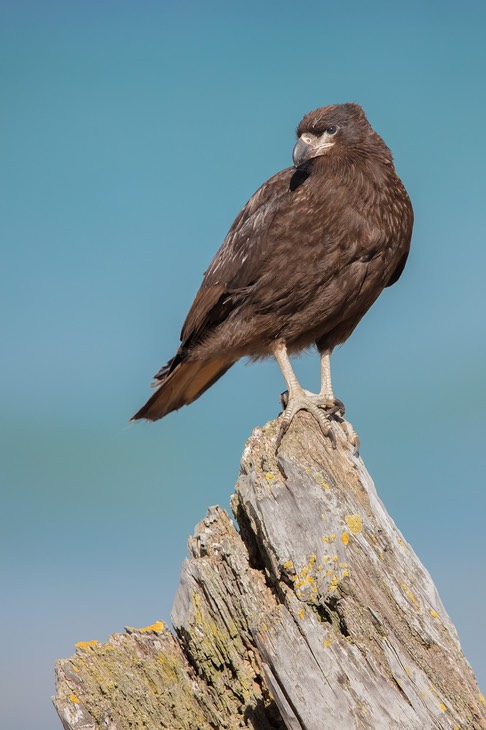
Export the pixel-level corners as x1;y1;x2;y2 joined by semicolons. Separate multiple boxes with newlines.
53;416;486;729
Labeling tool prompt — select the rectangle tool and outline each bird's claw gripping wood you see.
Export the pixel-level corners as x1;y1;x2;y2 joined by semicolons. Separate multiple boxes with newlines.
330;410;361;456
347;425;360;455
280;390;345;416
276;392;337;451
277;387;357;453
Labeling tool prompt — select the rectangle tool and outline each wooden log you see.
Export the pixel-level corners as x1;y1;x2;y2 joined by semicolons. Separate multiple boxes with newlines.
53;415;486;729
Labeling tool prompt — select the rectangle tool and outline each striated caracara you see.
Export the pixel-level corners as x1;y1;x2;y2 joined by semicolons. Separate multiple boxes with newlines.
132;103;413;446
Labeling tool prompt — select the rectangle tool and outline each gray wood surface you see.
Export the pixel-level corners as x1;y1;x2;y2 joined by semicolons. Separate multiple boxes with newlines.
54;415;486;729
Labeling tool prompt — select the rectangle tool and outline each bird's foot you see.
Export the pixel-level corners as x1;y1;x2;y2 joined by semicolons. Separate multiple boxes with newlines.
277;390;339;450
342;420;360;455
278;390;359;454
280;390;345;416
328;409;360;455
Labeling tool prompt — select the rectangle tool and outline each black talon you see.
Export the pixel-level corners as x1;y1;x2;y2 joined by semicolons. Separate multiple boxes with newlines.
327;404;342;417
328;427;337;449
333;398;345;415
280;390;289;409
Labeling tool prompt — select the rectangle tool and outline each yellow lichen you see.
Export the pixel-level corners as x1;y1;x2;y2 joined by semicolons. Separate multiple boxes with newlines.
293;555;321;601
341;532;349;545
292;554;317;598
401;583;417;604
191;592;238;660
75;640;98;649
479;692;486;706
430;609;439;619
311;471;331;491
345;514;362;534
69;694;80;704
297;608;305;619
283;560;294;570
139;620;165;633
439;703;447;712
323;636;333;648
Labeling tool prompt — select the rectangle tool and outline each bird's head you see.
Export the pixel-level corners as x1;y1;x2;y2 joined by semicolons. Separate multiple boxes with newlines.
293;103;378;166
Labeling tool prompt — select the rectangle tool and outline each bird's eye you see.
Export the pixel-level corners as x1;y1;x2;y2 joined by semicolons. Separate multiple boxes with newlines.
326;125;337;135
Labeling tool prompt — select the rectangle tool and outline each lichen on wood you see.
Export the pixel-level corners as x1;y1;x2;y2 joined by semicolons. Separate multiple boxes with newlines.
54;415;486;729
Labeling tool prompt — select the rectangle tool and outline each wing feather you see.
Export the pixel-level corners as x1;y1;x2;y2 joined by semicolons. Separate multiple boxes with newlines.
180;167;294;345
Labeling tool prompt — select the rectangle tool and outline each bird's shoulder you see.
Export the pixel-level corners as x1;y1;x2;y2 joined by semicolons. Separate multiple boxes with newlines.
205;159;350;282
203;167;298;283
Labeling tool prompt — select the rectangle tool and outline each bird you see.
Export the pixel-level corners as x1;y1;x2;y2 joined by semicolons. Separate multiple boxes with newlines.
132;103;413;448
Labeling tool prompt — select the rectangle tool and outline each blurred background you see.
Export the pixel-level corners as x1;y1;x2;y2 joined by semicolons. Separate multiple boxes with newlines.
1;1;485;727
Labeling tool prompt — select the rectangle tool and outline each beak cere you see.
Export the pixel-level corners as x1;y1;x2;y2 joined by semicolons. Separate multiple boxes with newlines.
292;137;312;166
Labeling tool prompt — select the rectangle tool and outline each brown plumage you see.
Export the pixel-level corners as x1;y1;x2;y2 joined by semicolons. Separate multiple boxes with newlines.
132;103;413;442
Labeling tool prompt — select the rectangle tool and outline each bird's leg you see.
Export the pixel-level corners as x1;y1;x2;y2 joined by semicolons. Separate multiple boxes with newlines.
293;351;343;414
273;340;336;449
319;350;360;453
319;350;335;400
315;350;345;414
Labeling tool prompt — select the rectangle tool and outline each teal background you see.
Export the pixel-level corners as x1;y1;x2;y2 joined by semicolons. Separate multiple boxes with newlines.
1;1;485;727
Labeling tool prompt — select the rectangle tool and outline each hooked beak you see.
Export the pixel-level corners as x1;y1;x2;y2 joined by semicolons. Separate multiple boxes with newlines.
292;134;335;167
292;137;312;166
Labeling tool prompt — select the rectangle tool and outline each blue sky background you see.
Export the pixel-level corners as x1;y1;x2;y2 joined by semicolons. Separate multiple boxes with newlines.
1;1;485;727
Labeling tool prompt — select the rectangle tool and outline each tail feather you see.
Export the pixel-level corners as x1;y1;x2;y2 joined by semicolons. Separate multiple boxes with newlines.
131;358;233;422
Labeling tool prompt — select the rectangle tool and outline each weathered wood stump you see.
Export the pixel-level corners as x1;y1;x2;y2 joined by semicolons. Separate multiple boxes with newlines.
53;416;486;729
